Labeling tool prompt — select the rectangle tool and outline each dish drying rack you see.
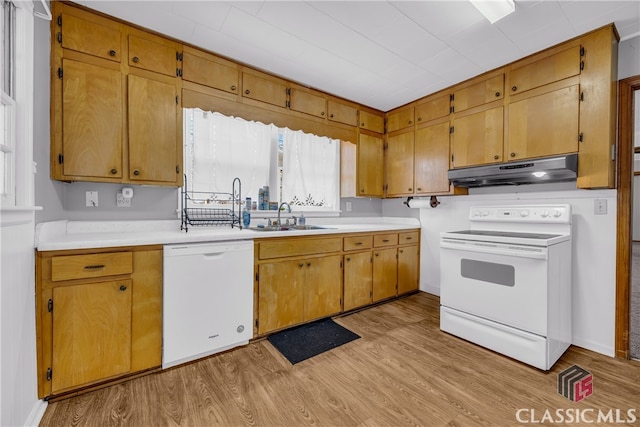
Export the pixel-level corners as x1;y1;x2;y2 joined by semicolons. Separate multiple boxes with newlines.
181;175;242;232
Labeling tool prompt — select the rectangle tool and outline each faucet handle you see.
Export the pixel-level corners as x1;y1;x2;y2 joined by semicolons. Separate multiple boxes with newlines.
291;216;297;226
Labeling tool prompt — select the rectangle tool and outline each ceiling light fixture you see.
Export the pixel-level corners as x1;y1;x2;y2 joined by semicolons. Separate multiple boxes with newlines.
470;0;516;24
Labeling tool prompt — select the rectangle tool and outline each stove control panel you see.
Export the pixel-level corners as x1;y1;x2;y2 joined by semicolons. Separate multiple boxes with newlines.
469;205;571;223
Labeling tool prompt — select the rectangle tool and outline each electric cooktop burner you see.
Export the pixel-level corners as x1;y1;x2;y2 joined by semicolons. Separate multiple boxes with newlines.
446;230;562;240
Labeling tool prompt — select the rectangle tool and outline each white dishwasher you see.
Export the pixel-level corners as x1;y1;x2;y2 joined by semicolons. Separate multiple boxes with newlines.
163;240;254;369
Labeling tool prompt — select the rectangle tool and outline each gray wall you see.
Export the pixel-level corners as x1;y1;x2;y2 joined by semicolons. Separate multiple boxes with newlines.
619;34;640;80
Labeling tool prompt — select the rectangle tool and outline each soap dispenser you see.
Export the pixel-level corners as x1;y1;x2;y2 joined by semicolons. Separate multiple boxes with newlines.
299;212;305;225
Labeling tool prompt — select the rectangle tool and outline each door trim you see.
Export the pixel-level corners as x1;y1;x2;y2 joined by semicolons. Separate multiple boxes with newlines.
615;75;640;358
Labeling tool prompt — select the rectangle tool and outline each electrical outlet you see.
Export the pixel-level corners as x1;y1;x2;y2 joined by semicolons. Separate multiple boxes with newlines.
594;199;607;215
85;191;98;207
116;191;131;208
346;201;352;212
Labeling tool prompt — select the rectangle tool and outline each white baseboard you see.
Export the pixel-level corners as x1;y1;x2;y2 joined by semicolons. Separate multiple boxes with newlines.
24;399;47;427
571;337;615;358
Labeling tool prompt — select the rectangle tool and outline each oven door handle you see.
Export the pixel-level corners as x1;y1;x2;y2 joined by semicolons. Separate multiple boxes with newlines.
440;239;548;260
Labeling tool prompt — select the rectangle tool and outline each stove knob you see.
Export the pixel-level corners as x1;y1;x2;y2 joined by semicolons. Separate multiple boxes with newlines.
540;210;550;218
471;209;480;217
520;210;529;217
482;210;489;217
552;209;562;218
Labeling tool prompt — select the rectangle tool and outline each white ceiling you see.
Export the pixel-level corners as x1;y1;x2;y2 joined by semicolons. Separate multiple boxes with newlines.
75;0;640;112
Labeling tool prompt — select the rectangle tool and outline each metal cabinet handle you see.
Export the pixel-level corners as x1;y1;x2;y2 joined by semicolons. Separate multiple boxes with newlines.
299;262;304;267
110;168;118;175
494;155;499;160
109;50;116;56
321;111;325;116
408;120;413;125
360;122;365;126
495;91;501;97
416;188;422;191
406;237;413;240
132;56;140;63
245;89;250;95
119;285;127;291
375;253;379;257
346;257;351;261
510;152;516;157
133;170;140;176
408;188;412;192
511;86;517;92
355;242;363;246
84;264;105;270
417;117;422;122
382;239;389;243
330;114;334;118
231;85;236;91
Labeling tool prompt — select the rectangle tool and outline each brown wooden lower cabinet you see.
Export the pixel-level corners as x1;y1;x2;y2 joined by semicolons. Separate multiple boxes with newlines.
36;246;162;399
255;229;420;336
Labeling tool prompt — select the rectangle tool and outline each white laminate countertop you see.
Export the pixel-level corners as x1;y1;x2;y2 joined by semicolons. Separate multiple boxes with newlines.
35;217;421;251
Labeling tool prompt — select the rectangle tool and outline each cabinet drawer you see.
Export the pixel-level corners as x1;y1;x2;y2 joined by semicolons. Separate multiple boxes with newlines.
373;233;398;247
344;235;373;251
399;231;419;245
259;237;341;260
51;252;133;281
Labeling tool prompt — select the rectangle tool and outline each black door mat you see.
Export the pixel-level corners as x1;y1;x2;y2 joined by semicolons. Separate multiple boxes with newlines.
267;318;360;365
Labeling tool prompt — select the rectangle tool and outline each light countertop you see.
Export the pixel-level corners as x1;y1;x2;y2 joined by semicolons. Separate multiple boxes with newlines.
35;217;421;251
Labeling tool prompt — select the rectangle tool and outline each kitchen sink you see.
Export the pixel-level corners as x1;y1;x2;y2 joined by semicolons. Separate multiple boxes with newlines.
249;224;331;232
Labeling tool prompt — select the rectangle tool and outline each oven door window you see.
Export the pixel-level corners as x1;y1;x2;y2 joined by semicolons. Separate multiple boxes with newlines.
461;259;515;287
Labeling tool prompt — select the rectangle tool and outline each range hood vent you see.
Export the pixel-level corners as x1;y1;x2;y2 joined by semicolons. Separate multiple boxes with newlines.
448;154;578;188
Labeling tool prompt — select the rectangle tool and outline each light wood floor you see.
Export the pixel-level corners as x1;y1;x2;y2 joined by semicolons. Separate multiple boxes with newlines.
41;293;640;426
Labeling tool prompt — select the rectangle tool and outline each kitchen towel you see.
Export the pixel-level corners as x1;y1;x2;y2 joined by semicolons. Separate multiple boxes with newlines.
267;318;360;365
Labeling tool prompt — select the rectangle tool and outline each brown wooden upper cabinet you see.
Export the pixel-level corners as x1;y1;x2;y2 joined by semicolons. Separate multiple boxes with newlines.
415;94;450;124
128;31;180;77
328;100;359;126
57;7;122;62
357;133;384;197
415;121;450;194
509;46;581;95
385;130;415;197
451;106;504;168
359;110;385;134
386;107;415;133
507;84;580;161
242;70;288;108
288;85;327;118
182;46;239;95
59;58;124;180
453;74;504;113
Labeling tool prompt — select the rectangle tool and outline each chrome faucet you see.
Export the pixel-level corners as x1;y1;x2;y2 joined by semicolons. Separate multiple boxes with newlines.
277;202;292;226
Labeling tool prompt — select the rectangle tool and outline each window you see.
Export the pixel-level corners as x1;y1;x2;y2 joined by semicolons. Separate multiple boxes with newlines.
0;0;38;209
183;109;340;212
1;0;16;205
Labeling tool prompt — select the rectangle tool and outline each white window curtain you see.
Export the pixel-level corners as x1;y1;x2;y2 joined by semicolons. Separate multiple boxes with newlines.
281;128;340;210
186;110;272;199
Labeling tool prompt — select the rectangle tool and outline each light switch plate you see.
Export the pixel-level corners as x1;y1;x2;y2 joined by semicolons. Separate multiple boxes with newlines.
85;191;98;207
594;199;607;215
346;201;352;212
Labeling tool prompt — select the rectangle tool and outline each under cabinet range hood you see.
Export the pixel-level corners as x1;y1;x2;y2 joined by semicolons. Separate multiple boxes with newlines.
448;154;578;188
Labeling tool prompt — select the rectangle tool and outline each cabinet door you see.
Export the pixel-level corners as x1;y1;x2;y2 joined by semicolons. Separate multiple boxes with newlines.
387;107;415;133
304;255;342;322
51;280;132;393
416;94;450;124
359;110;384;133
398;245;419;295
59;10;121;62
128;74;180;184
182;48;239;94
242;72;288;108
128;34;178;77
451;106;504;168
343;251;372;311
372;248;397;302
415;122;450;194
328;100;358;126
258;261;304;334
508;85;579;161
453;74;504;113
357;133;384;197
509;46;581;95
386;131;415;196
61;58;123;179
289;88;327;118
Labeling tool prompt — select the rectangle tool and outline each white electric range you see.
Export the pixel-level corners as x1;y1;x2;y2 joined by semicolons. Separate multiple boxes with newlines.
439;205;572;370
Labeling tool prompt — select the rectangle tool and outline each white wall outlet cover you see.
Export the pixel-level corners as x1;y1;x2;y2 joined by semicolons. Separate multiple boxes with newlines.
122;187;134;199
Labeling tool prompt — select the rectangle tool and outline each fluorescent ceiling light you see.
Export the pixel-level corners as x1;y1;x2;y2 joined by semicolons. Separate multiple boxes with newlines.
470;0;516;24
